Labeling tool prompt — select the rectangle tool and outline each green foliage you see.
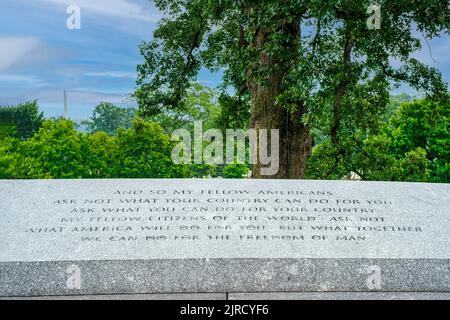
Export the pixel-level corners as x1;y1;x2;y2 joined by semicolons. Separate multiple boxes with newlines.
136;0;449;134
1;96;446;182
384;93;414;120
0;137;20;178
85;131;116;178
0;101;43;139
387;98;449;182
12;120;90;179
222;163;250;179
144;83;231;178
217;94;250;131
1;118;188;179
109;118;188;178
187;164;219;178
145;83;221;133
81;102;136;135
307;98;449;182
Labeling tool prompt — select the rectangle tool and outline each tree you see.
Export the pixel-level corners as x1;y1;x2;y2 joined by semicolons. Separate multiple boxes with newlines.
222;163;250;179
13;120;91;178
143;83;229;178
0;101;43;139
387;98;449;182
85;131;116;178
384;93;414;120
82;102;135;135
109;118;188;178
0;137;20;178
143;83;221;133
306;97;449;182
135;0;449;179
1;118;189;179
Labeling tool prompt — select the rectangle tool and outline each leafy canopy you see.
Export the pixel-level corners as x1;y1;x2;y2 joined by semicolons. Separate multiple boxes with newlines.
307;97;450;182
0;101;43;139
81;102;136;135
136;0;449;122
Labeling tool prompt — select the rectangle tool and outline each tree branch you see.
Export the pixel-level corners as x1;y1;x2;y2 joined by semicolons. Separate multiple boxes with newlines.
331;34;354;146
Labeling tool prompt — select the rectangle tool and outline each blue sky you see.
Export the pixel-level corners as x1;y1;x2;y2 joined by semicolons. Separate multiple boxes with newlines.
0;0;449;120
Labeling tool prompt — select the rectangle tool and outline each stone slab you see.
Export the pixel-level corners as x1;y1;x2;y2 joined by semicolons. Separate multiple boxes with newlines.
1;258;450;297
0;179;449;297
229;292;450;300
3;292;449;300
0;293;226;300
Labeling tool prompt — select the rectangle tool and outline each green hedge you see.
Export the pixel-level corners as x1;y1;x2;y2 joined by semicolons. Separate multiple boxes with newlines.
0;101;43;139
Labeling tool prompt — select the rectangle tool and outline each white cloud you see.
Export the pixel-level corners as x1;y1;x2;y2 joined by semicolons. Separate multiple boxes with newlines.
0;74;49;87
40;0;161;22
85;71;136;79
0;37;42;71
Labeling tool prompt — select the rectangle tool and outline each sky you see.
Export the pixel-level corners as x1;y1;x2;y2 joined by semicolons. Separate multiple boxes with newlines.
0;0;449;121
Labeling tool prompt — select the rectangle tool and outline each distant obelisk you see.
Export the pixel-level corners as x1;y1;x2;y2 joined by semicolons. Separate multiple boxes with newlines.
63;90;69;119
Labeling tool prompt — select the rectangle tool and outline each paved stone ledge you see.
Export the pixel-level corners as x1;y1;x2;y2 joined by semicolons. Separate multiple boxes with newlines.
229;292;450;300
0;293;226;300
2;292;449;300
1;258;450;297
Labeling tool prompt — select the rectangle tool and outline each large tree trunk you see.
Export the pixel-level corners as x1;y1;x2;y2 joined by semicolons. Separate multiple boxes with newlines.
249;24;313;179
